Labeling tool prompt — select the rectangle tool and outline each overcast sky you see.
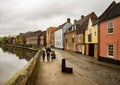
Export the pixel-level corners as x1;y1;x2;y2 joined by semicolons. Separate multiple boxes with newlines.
0;0;120;37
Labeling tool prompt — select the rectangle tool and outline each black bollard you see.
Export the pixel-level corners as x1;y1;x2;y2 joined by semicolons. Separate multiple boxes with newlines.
61;58;73;73
62;58;66;67
62;58;66;72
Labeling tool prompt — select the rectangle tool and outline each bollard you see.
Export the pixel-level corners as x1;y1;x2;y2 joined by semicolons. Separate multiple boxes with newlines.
61;58;73;73
62;58;66;67
62;58;66;72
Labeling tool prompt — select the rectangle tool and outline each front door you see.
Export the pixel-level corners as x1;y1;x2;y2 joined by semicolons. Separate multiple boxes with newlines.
89;44;94;56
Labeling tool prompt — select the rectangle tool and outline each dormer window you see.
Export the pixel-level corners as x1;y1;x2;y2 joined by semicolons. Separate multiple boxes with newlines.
107;21;113;34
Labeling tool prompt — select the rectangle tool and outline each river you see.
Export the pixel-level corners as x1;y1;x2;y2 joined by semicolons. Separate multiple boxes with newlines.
0;45;36;85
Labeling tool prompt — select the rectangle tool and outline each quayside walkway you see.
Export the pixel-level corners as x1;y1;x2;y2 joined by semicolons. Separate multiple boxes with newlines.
35;51;97;85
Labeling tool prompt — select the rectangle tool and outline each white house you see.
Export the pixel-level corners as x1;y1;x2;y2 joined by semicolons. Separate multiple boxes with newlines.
55;18;72;49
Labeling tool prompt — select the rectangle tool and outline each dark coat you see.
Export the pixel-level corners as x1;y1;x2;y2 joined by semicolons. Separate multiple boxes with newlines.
46;48;51;56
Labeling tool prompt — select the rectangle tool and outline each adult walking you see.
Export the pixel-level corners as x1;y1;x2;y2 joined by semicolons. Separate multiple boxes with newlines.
46;47;51;62
42;49;45;62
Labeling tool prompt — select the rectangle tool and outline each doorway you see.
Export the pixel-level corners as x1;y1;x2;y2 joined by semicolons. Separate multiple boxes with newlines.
89;44;94;56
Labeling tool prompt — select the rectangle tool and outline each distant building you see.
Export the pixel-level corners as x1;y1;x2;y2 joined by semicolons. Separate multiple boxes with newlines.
46;27;57;47
39;31;46;47
26;30;42;46
99;1;120;64
55;18;72;49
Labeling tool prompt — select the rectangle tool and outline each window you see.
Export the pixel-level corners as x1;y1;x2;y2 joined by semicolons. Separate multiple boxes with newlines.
66;38;68;43
94;32;96;36
94;27;96;36
108;44;114;58
107;21;113;34
72;37;74;43
88;34;92;42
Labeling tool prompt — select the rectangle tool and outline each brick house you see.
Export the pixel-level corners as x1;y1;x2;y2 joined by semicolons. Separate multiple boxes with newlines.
55;18;72;49
46;27;57;47
76;12;97;55
85;13;98;58
99;1;120;64
39;31;46;47
64;20;77;52
51;29;56;47
26;30;41;46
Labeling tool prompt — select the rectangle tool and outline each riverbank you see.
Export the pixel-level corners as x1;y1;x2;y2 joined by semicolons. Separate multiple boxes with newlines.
3;45;42;85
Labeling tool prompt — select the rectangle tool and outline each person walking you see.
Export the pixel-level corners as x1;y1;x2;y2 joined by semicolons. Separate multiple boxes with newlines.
42;50;46;62
46;47;51;62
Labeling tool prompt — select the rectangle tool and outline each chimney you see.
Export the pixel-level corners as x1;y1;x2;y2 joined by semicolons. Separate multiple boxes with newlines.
81;15;84;19
67;18;71;23
74;19;77;24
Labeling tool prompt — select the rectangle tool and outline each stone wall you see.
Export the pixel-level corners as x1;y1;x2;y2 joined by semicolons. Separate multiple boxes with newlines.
5;50;41;85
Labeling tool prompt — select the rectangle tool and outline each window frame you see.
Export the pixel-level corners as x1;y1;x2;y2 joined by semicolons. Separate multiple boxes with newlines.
107;44;114;58
88;33;92;42
107;21;114;34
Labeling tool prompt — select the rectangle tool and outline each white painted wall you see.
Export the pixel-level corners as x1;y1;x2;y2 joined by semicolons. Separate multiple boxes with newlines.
55;22;72;49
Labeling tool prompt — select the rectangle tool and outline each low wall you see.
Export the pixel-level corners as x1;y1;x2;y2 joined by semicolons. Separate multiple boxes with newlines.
5;50;41;85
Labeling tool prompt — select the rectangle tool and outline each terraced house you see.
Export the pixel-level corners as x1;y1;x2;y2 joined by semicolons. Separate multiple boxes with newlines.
55;18;72;49
85;13;98;58
99;1;120;64
26;30;42;46
46;27;57;47
75;12;97;55
64;20;77;52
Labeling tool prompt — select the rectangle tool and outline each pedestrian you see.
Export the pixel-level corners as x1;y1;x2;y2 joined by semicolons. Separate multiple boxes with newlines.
51;51;56;61
46;47;51;62
42;50;45;62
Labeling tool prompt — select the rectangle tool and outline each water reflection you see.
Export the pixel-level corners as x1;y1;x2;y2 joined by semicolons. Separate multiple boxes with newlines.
0;45;37;85
1;46;37;61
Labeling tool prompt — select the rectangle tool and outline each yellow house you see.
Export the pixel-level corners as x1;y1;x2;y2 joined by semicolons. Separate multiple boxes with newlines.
85;17;98;59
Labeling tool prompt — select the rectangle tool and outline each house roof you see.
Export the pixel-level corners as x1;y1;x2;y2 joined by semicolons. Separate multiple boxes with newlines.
55;22;66;31
99;1;120;22
77;12;97;34
25;30;42;37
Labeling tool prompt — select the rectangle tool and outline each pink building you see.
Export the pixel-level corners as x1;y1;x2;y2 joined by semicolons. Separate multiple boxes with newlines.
99;1;120;64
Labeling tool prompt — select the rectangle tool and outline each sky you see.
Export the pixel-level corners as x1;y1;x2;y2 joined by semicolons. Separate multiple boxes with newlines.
0;0;120;37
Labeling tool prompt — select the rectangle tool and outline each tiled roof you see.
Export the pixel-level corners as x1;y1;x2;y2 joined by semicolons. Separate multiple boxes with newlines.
99;1;120;22
77;12;97;34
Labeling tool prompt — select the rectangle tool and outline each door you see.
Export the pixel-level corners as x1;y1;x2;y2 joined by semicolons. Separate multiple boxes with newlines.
89;44;94;56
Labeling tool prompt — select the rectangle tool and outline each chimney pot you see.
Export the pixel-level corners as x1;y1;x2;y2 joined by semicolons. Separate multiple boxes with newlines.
74;19;77;23
67;18;71;23
81;15;84;19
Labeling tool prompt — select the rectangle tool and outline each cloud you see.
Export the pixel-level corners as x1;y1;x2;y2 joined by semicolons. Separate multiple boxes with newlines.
0;0;119;36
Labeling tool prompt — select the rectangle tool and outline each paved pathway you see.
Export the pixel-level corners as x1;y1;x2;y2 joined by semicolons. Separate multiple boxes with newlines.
35;50;97;85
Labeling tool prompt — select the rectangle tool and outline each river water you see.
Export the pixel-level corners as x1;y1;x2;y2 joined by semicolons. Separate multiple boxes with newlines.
0;46;36;85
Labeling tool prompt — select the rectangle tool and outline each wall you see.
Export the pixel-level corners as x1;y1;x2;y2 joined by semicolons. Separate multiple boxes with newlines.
5;50;41;85
85;18;98;43
55;29;63;49
64;31;77;52
99;17;120;60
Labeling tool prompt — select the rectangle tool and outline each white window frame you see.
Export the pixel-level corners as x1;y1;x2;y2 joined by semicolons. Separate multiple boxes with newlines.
107;21;114;34
107;44;114;58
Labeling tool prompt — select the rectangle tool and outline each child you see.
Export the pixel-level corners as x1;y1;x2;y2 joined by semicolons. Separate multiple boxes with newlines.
51;51;56;61
42;50;45;62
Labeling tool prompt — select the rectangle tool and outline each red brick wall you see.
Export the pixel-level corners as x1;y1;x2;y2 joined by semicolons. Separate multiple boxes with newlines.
64;31;77;52
99;17;120;60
